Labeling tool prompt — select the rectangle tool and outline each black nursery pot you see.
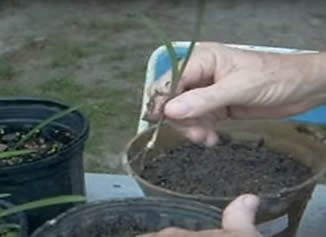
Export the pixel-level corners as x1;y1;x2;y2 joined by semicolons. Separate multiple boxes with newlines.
31;197;222;237
0;199;28;237
0;98;89;233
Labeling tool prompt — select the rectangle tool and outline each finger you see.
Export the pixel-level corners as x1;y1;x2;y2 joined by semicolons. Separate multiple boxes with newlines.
230;104;308;120
198;229;258;237
204;129;219;147
165;82;235;120
153;227;192;237
169;121;208;145
135;233;156;237
147;44;218;121
222;194;260;232
151;44;216;97
196;229;225;237
170;123;218;147
176;47;216;93
168;114;219;146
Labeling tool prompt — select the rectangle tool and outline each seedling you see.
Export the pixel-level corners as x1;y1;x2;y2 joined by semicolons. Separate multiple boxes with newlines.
0;104;84;236
0;195;85;218
142;0;206;151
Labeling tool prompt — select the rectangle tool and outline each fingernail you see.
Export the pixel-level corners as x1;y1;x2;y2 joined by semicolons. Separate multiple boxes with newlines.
243;195;259;210
166;100;190;118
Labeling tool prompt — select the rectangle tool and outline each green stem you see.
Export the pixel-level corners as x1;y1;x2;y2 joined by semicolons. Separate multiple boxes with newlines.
0;195;85;218
178;0;206;83
0;194;10;198
13;105;80;150
0;224;20;230
0;150;34;160
140;15;179;87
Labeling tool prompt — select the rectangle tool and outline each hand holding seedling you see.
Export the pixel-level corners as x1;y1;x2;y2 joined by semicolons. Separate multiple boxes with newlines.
146;43;326;146
136;194;262;237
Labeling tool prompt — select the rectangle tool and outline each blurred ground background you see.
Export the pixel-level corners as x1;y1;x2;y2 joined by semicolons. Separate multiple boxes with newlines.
0;0;326;173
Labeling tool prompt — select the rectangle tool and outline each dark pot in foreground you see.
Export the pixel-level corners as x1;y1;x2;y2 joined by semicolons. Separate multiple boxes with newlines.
31;197;222;237
123;120;326;237
0;98;89;233
0;199;28;237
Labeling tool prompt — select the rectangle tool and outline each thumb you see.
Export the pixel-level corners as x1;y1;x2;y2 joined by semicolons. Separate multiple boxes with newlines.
164;83;234;120
222;194;260;232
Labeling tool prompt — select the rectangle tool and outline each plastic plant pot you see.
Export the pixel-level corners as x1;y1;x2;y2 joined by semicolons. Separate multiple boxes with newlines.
0;97;89;233
31;197;222;237
123;120;326;237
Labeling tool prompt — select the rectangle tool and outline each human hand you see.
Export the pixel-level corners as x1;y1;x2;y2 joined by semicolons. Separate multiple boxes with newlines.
135;194;262;237
144;42;326;146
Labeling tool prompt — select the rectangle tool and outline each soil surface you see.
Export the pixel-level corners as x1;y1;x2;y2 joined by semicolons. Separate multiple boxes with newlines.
103;215;145;237
140;135;312;196
70;214;148;237
0;124;75;166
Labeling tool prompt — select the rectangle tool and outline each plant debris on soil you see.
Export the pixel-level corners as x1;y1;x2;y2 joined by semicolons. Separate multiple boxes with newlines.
139;135;313;196
0;124;75;166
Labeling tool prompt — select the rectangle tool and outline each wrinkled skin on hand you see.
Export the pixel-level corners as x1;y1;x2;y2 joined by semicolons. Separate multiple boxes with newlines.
135;194;263;237
144;42;326;146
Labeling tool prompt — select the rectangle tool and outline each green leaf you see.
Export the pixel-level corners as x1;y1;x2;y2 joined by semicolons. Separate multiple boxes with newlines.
0;194;11;198
0;195;85;218
141;0;207;151
0;223;20;230
0;150;34;160
0;224;20;237
141;15;179;93
179;0;206;78
14;105;80;149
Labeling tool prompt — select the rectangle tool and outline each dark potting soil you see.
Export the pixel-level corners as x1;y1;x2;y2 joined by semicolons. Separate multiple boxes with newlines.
140;135;313;196
68;214;149;237
0;124;75;167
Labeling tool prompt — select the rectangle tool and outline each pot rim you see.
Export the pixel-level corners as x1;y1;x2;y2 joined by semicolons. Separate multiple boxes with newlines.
122;125;322;201
0;97;90;172
31;197;223;237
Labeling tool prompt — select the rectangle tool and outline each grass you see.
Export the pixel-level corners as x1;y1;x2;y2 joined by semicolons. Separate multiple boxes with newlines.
106;47;129;62
0;58;15;81
37;73;140;155
0;14;145;173
70;18;142;34
0;86;23;96
39;76;84;93
51;44;88;68
311;13;326;23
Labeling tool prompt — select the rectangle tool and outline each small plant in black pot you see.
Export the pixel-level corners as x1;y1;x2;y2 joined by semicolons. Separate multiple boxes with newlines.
0;98;89;233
